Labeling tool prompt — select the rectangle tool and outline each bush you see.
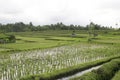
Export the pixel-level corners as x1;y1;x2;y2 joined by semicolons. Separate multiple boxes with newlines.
8;35;16;43
0;34;16;43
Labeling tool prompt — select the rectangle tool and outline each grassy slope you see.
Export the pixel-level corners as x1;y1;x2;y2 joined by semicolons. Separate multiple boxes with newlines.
112;70;120;80
70;58;120;80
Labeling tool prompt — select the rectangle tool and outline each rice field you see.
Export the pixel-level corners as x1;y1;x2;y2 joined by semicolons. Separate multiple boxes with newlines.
0;30;120;80
0;43;120;80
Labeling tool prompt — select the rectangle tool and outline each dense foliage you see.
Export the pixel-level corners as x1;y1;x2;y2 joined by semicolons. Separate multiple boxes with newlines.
0;34;16;43
0;22;115;32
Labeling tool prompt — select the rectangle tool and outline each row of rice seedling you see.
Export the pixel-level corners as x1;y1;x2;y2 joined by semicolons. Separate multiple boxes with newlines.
70;58;120;80
0;43;119;80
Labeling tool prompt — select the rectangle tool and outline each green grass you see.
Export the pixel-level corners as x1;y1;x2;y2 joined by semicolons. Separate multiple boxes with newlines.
70;58;120;80
0;30;119;52
0;31;85;51
112;70;120;80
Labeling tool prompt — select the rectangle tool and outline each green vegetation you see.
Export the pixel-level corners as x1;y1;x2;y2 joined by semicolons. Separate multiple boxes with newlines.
20;57;120;80
0;31;81;52
0;22;116;32
70;58;120;80
112;70;120;80
0;30;119;52
0;34;16;44
0;28;120;80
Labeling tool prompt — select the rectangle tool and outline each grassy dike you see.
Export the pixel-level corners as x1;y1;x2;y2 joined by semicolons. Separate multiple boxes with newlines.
20;56;120;80
70;58;120;80
112;70;120;80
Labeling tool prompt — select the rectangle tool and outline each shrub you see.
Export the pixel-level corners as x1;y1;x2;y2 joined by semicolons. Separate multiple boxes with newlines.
8;35;16;43
0;34;16;43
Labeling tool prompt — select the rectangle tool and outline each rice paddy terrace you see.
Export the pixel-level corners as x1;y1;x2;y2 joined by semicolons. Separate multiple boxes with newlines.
0;30;120;80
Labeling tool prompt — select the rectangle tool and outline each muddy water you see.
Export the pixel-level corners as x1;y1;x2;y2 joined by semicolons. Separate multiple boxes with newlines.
57;65;102;80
